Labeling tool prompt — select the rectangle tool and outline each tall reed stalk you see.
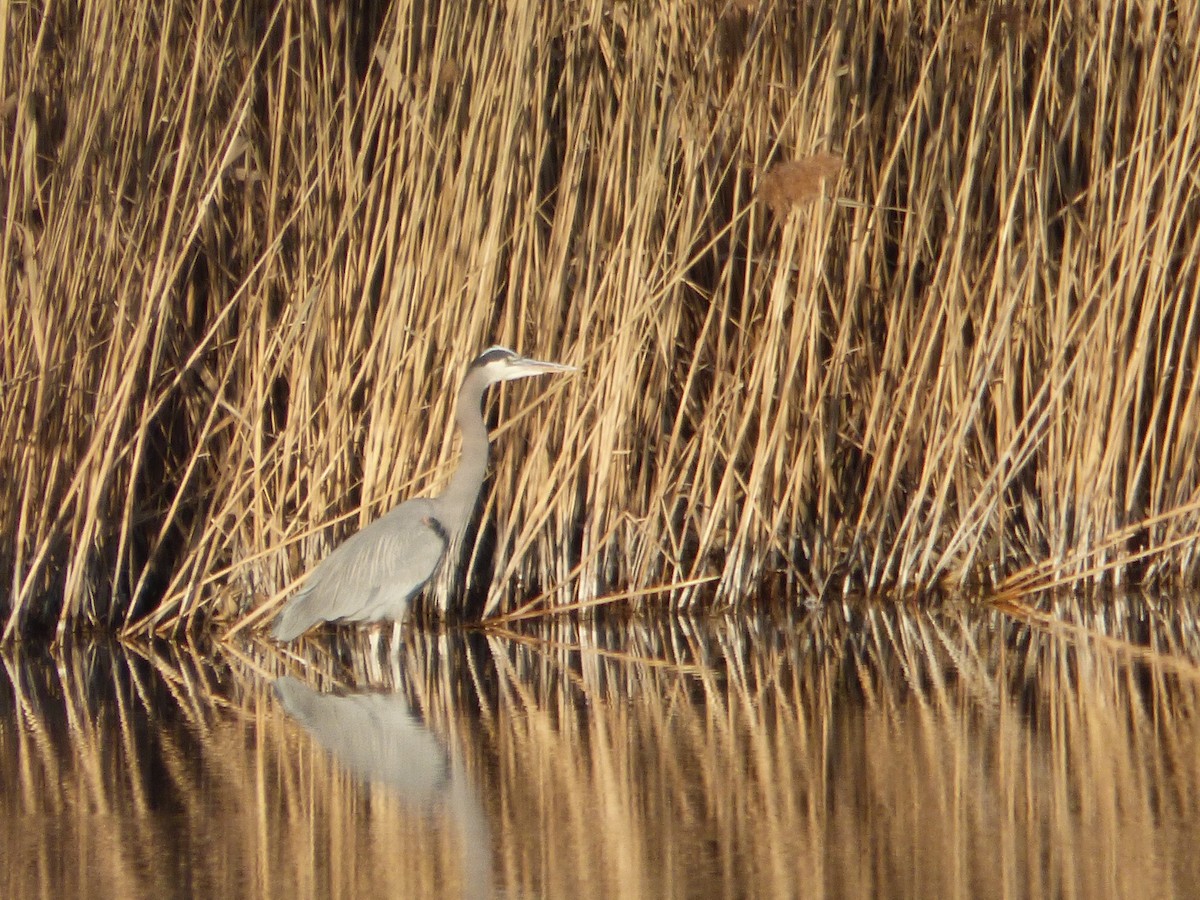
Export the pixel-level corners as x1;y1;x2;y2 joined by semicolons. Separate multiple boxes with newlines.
3;1;1199;637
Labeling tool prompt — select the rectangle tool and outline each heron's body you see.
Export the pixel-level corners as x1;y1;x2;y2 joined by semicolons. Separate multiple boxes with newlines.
271;347;573;642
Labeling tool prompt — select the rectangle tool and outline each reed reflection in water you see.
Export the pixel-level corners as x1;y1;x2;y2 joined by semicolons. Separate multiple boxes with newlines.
3;598;1200;898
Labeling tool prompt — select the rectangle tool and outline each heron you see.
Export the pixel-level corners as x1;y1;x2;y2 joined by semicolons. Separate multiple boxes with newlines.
271;346;575;642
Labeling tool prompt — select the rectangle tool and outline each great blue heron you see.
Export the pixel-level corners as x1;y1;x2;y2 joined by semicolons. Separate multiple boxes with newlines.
271;346;575;642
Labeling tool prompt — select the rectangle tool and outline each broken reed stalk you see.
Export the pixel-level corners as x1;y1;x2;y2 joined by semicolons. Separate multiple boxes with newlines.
2;0;1200;638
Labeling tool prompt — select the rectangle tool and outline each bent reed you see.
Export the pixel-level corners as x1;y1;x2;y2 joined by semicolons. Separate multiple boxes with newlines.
3;1;1200;639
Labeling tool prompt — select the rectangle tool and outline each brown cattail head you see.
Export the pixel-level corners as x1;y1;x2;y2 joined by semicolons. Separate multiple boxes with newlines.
756;153;844;215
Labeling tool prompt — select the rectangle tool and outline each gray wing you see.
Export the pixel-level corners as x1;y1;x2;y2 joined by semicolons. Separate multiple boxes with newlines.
271;498;449;641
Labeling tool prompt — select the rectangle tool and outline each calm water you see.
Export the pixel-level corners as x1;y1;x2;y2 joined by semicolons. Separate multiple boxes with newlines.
4;598;1200;898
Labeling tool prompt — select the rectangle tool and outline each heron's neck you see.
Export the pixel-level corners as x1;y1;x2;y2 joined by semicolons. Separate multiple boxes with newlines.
435;368;491;535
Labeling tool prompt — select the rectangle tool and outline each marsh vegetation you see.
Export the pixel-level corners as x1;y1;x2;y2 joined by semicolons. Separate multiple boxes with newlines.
3;1;1200;637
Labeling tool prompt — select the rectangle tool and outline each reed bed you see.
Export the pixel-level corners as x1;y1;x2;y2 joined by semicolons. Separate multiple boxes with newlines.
5;602;1200;898
3;1;1200;636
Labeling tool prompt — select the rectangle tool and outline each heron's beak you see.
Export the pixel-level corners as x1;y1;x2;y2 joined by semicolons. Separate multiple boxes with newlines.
508;356;578;379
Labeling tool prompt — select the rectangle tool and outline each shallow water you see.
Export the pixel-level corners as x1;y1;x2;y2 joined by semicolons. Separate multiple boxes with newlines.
4;598;1200;899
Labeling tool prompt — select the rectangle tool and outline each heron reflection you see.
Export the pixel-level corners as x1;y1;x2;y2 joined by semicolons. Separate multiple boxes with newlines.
274;677;491;897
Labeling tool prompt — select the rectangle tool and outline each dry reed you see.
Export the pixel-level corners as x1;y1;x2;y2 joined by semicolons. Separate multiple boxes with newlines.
2;1;1200;637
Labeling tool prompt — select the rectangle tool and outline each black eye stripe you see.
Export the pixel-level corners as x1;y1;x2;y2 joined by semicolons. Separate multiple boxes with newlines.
472;347;517;369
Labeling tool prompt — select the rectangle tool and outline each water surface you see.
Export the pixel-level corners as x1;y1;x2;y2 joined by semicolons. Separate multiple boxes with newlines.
3;598;1200;898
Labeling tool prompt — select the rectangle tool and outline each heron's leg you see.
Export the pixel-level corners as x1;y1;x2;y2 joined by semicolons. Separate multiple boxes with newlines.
367;629;384;675
388;620;404;661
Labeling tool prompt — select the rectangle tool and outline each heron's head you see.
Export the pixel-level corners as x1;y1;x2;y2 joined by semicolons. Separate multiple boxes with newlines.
469;346;577;385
